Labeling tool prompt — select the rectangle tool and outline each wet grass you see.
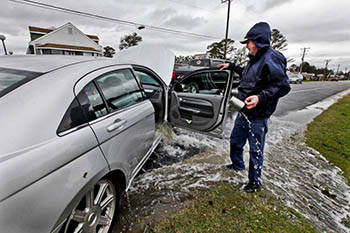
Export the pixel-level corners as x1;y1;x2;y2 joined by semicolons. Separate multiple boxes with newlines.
148;182;316;233
305;94;350;184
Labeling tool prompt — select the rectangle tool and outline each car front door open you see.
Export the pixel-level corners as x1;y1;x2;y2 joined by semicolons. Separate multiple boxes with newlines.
168;70;235;138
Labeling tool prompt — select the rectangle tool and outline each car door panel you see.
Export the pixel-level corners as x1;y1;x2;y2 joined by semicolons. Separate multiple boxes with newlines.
74;66;155;179
178;96;217;118
170;93;224;130
169;70;233;138
89;102;154;176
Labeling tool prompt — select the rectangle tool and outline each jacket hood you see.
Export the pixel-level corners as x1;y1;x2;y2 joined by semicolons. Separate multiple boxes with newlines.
244;22;271;49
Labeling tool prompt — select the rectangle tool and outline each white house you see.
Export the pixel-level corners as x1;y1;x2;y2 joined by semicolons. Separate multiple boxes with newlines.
27;22;103;56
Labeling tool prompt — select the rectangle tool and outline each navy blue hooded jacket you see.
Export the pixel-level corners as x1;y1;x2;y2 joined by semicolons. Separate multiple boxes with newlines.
229;22;291;119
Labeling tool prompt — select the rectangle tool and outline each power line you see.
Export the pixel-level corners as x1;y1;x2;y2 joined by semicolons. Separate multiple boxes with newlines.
9;0;221;40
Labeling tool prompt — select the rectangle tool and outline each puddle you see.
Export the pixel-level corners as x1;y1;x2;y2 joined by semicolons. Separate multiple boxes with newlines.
112;89;350;233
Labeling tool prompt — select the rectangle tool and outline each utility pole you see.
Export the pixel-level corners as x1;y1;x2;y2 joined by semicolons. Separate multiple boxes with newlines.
221;0;231;59
336;64;340;76
324;59;331;81
299;47;310;73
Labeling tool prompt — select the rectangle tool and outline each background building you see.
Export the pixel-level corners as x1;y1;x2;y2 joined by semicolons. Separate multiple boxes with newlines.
27;22;102;56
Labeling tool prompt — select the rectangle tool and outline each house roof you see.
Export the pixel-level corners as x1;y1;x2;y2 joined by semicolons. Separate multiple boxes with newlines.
36;43;99;52
28;26;99;41
87;35;99;40
29;26;53;34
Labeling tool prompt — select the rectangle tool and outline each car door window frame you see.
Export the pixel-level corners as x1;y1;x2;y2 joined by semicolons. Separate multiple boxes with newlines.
58;66;148;136
79;68;148;126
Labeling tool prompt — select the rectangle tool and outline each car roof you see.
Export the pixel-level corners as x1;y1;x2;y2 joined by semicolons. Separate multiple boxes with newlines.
0;55;107;73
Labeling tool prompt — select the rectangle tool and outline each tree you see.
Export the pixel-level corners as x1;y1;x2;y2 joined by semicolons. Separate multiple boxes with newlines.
290;62;318;73
289;64;298;72
287;57;295;64
206;38;235;59
103;46;116;58
271;29;288;51
232;47;249;66
119;32;142;50
300;62;317;73
175;55;195;64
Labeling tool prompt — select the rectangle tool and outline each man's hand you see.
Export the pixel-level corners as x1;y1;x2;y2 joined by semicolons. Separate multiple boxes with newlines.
244;95;259;110
217;63;229;70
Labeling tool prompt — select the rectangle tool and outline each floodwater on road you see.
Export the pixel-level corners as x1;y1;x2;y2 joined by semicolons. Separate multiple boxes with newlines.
112;89;350;233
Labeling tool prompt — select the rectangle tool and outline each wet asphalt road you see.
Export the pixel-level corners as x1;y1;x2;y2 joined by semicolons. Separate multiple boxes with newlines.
274;80;350;116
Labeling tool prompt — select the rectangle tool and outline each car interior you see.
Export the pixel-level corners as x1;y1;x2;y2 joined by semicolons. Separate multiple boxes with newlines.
134;69;165;124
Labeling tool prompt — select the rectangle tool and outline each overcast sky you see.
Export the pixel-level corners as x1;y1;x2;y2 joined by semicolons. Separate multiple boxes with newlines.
1;0;350;71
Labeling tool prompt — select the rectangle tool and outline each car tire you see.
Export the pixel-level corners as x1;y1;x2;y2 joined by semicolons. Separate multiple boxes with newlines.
188;82;199;93
61;179;120;233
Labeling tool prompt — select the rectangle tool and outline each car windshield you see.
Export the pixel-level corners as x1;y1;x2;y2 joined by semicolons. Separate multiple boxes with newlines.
0;68;42;97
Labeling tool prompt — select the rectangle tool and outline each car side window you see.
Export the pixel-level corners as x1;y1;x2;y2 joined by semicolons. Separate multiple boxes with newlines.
136;71;160;86
57;96;88;134
57;83;107;134
82;82;108;119
96;69;144;112
174;71;228;95
135;70;161;99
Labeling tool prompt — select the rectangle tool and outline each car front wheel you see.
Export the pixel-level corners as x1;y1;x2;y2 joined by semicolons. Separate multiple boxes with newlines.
62;179;119;233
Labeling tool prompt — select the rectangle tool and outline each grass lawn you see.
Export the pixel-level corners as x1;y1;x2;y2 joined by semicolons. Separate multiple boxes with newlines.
305;94;350;184
148;182;316;233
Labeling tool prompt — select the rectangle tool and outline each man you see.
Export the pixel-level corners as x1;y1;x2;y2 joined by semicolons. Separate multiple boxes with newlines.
218;22;290;193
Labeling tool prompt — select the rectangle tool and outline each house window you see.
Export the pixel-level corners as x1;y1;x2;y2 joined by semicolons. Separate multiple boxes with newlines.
52;50;63;55
42;49;52;54
68;27;73;35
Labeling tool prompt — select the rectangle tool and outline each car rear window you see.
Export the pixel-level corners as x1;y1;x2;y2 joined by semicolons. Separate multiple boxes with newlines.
189;59;210;67
0;68;42;97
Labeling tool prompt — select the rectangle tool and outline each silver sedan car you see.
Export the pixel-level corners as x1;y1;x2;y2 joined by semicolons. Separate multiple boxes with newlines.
0;45;237;233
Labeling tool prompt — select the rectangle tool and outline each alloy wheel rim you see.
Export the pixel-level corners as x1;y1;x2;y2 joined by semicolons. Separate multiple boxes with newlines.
64;179;116;233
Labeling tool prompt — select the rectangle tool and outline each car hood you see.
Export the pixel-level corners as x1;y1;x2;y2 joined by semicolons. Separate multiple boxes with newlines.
114;44;175;86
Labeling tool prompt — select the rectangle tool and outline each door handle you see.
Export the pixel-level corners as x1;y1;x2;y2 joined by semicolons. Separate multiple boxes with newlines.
107;119;127;132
